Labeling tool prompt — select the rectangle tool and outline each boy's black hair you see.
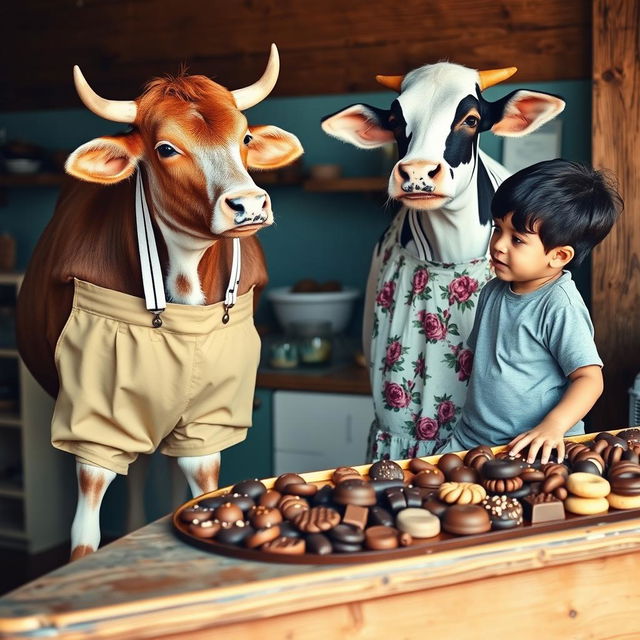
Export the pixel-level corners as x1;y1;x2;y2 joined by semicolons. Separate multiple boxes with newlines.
491;159;623;266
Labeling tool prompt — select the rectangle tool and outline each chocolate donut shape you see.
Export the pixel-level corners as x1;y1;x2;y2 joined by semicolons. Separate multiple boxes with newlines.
481;459;522;480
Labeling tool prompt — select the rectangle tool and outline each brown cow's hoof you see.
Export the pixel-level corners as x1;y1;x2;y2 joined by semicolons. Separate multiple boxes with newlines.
70;544;95;561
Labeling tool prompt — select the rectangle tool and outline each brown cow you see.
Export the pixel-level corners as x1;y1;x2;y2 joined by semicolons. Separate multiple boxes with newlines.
17;44;303;559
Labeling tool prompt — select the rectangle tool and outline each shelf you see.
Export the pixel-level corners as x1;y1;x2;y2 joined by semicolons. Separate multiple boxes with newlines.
0;173;64;187
0;348;18;358
303;176;388;192
0;413;21;428
0;481;24;499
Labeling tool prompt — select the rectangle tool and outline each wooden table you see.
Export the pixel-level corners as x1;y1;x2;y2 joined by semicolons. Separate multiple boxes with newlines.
1;510;640;638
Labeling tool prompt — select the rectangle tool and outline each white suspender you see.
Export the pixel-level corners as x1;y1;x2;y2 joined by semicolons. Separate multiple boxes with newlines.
135;169;242;327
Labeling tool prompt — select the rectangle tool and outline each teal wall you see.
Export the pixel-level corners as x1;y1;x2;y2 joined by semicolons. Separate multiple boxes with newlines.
0;78;591;335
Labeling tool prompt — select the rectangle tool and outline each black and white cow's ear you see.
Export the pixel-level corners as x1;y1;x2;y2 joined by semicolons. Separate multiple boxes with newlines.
321;104;395;149
65;132;144;184
490;90;566;137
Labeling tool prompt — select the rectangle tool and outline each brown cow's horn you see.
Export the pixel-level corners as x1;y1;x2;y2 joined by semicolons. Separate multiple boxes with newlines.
478;67;518;91
73;66;137;124
376;75;404;92
232;43;280;111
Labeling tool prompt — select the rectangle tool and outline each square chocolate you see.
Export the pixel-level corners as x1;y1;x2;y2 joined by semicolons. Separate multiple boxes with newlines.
523;494;566;523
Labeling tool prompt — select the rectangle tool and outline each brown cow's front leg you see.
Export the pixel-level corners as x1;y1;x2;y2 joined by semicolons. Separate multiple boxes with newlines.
176;452;221;497
70;462;116;561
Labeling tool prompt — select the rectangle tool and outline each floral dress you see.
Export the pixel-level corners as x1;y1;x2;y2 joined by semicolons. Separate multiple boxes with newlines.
366;210;493;461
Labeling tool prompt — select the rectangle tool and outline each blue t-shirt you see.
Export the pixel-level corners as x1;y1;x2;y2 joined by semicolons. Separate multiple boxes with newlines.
455;271;602;448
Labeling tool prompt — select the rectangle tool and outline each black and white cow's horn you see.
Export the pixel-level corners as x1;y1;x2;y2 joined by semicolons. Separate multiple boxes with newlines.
478;67;518;91
232;44;280;111
73;66;137;124
376;75;404;92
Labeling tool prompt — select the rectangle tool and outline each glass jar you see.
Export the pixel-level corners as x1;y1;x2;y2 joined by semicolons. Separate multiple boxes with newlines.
289;321;333;366
268;337;299;369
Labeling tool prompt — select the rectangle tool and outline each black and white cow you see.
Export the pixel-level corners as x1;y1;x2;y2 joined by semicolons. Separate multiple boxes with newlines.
322;63;565;460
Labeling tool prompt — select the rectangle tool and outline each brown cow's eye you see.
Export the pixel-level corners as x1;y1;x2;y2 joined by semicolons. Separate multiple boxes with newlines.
243;134;253;145
463;116;479;127
156;143;179;158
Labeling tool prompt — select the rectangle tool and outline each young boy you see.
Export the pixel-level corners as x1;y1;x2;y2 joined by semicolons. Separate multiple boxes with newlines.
438;159;623;464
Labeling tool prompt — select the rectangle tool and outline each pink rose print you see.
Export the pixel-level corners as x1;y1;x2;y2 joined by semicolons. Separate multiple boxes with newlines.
412;268;429;294
457;349;474;381
385;340;402;367
407;444;419;459
415;416;439;440
448;275;478;304
376;281;395;309
414;354;426;378
419;311;447;341
437;400;456;424
384;382;411;409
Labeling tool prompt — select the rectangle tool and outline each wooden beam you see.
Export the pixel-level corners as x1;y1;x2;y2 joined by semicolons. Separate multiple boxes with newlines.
1;0;591;111
591;0;640;428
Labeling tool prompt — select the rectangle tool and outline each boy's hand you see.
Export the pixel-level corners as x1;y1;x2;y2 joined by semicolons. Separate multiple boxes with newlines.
508;423;567;464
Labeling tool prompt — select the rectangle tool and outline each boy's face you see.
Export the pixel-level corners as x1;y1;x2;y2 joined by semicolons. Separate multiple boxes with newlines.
490;213;565;293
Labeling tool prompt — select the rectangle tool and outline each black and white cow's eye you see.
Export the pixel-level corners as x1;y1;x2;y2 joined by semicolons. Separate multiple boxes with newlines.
243;134;253;145
463;115;479;128
155;143;180;158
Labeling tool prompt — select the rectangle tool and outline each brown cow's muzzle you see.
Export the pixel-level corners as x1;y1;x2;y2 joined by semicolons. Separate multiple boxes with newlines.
217;189;273;235
390;159;451;209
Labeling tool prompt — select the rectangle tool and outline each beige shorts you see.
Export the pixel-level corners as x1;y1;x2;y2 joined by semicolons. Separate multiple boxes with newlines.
51;279;261;475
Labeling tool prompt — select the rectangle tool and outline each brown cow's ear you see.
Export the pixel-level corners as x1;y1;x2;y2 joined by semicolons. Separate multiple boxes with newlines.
321;104;395;149
491;90;565;137
246;125;303;170
65;132;144;184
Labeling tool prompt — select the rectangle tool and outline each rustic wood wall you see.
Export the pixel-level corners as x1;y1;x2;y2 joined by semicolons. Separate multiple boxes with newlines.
1;0;590;111
591;0;640;428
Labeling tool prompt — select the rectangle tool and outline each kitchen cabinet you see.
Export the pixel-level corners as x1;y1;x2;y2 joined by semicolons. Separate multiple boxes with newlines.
0;272;75;552
273;390;374;475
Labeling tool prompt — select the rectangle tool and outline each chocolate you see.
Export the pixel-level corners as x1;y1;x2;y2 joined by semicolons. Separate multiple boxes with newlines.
311;484;335;506
332;466;362;485
448;466;479;484
412;468;445;489
179;506;212;524
231;479;267;500
292;506;341;533
442;504;491;535
618;428;640;445
306;533;333;555
332;540;363;553
371;478;405;495
482;476;524;494
481;495;523;530
403;486;423;508
188;519;221;538
195;495;227;510
502;484;531;500
519;467;545;483
369;459;404;481
262;536;306;555
464;446;494;471
368;505;394;527
437;453;464;476
245;525;281;548
258;489;282;508
278;521;303;538
364;525;399;550
215;523;254;545
284;482;318;497
226;493;255;513
342;504;369;530
572;460;602;476
385;487;408;512
421;495;449;519
396;507;440;538
274;472;305;493
408;458;438;473
523;493;566;523
542;474;565;494
248;505;283;529
278;495;310;520
621;449;640;464
213;502;244;525
328;523;365;545
333;479;376;506
481;459;522;480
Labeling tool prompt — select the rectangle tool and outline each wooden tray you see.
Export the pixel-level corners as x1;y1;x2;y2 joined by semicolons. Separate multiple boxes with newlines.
172;430;640;564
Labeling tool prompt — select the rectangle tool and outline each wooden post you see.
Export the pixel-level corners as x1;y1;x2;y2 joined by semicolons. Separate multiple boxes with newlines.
591;0;640;428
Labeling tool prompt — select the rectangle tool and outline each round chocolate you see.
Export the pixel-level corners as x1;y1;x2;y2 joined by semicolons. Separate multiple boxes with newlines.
213;502;244;525
274;473;305;493
369;459;404;481
332;540;363;553
481;495;523;530
196;495;227;510
412;468;445;489
385;487;408;512
371;478;405;495
572;460;602;476
520;467;545;483
332;466;361;485
442;504;491;535
292;506;341;533
278;521;303;538
312;485;335;506
621;449;640;464
403;486;423;508
448;466;479;484
618;428;640;445
179;506;212;524
215;523;254;546
259;489;282;509
481;459;522;480
396;507;440;538
409;458;437;473
437;453;464;476
262;536;306;555
226;493;255;513
283;482;318;497
502;483;532;500
306;533;333;555
245;525;281;548
248;505;283;529
422;495;449;519
333;479;377;506
368;505;395;528
364;525;399;550
278;495;310;520
231;478;267;500
188;519;221;538
328;523;365;545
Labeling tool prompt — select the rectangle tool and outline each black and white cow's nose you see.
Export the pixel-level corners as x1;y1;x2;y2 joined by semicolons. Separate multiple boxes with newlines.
222;191;271;226
396;160;442;192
